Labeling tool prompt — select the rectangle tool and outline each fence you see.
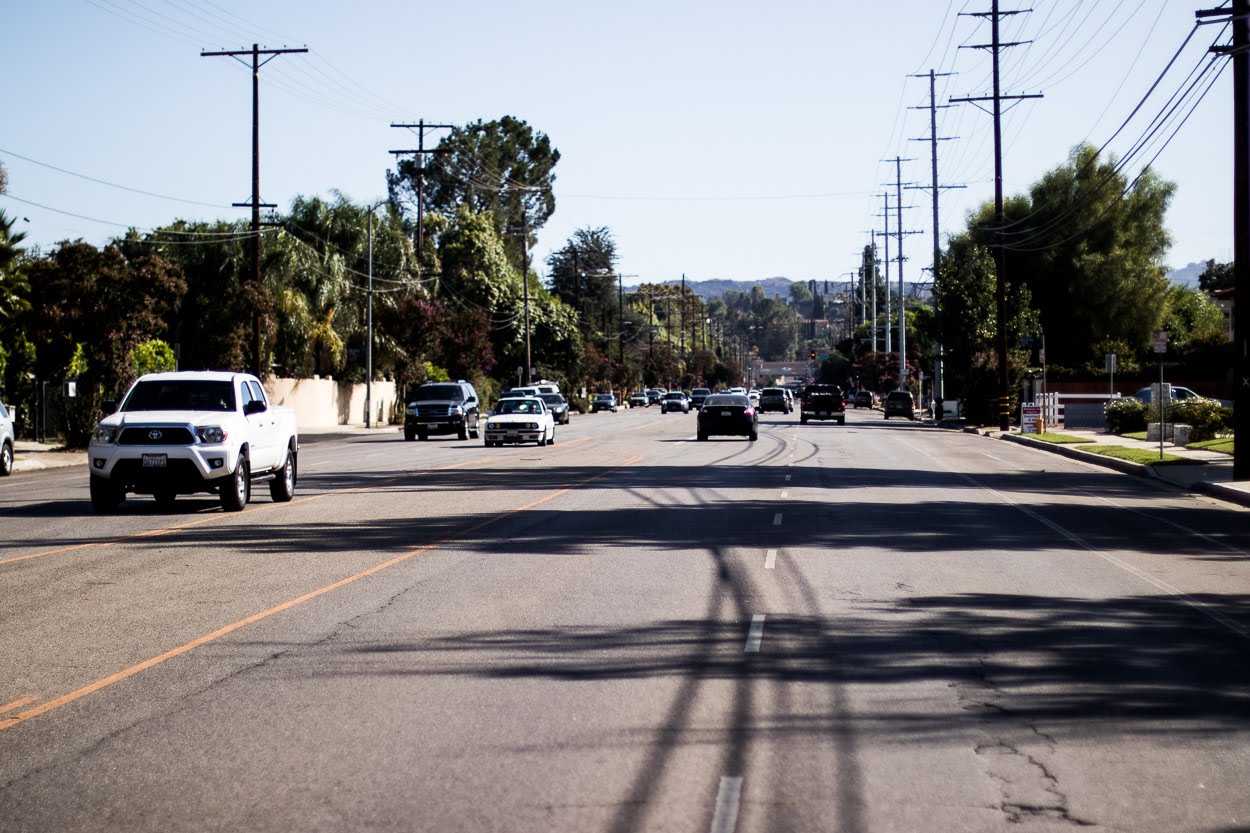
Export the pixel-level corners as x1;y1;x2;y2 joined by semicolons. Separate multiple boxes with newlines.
1034;392;1121;431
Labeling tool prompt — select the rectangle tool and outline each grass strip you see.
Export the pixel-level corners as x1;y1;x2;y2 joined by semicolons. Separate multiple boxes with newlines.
1031;432;1096;444
1082;445;1189;466
1122;431;1149;441
1187;437;1234;454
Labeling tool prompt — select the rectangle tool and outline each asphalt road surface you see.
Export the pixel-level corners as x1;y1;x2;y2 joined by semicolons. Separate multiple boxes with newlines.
2;406;1249;832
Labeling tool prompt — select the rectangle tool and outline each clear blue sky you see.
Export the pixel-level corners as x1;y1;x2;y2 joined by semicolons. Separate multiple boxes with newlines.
2;1;1235;286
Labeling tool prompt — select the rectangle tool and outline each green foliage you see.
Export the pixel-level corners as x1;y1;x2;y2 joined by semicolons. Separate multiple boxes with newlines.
1198;259;1233;292
131;339;177;376
1082;445;1188;465
1170;398;1231;442
1162;284;1227;350
390;116;559;270
0;210;30;328
1105;397;1147;434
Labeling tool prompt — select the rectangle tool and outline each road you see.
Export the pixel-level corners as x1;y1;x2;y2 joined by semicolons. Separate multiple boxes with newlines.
2;406;1249;832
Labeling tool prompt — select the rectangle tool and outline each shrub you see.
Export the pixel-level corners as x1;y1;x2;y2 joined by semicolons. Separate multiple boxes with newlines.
1169;398;1232;442
1105;397;1147;434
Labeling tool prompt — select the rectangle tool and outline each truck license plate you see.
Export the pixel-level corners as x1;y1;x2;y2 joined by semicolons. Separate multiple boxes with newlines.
142;454;167;469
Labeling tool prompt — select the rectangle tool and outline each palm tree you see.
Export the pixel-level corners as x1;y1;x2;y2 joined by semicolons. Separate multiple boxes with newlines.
0;210;30;325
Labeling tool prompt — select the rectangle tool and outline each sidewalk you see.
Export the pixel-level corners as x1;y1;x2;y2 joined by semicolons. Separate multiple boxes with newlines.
961;424;1250;509
10;424;402;474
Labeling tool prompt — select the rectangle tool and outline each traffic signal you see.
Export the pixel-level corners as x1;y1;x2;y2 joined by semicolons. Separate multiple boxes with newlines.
810;351;816;360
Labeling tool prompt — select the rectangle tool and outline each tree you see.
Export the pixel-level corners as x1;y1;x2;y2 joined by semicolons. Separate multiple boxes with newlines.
546;226;617;329
388;116;559;269
1162;284;1227;350
0;210;30;330
973;143;1174;368
1198;259;1233;293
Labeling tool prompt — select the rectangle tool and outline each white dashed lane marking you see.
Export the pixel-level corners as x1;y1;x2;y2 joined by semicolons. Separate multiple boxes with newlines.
772;513;783;526
764;549;777;570
745;615;765;653
709;776;744;833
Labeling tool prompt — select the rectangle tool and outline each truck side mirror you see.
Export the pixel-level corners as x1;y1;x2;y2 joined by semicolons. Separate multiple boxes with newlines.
244;400;268;415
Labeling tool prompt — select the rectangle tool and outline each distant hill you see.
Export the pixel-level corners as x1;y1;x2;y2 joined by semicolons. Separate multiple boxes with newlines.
1167;261;1206;288
626;277;796;300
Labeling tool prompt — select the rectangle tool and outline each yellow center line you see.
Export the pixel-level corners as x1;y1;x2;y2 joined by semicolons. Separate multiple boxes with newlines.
0;453;644;733
0;456;493;568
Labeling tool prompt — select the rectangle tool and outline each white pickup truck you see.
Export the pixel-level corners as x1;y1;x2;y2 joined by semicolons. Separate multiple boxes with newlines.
87;371;299;513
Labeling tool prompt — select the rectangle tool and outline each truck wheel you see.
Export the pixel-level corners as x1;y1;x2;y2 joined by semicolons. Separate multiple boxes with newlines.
697;431;708;441
269;447;296;502
404;426;416;441
221;455;250;512
0;440;11;476
90;477;123;513
838;416;845;425
457;424;468;441
470;427;480;439
417;428;428;441
547;429;555;446
801;415;808;425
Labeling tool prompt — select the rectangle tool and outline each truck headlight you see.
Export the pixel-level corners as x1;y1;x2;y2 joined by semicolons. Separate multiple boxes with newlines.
450;405;464;415
92;425;119;444
197;425;227;444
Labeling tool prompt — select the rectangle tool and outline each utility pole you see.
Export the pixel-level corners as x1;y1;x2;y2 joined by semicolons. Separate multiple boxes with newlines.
1198;0;1250;478
390;120;455;261
618;273;625;366
202;43;307;377
888;157;922;391
953;1;1042;430
680;273;687;360
522;215;532;384
909;69;965;416
880;192;892;355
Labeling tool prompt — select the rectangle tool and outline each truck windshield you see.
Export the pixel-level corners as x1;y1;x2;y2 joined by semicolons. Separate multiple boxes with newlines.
122;380;236;412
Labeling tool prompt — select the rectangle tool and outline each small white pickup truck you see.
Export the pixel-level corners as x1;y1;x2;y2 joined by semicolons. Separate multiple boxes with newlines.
88;371;299;512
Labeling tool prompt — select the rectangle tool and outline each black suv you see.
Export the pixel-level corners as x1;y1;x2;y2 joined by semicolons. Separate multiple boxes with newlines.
800;384;846;425
404;380;481;441
883;390;916;420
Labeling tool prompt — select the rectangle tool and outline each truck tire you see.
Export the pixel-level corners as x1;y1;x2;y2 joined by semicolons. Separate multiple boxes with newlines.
417;428;428;441
90;477;123;513
457;424;468;441
404;426;416;441
0;440;11;476
221;454;250;512
269;446;296;502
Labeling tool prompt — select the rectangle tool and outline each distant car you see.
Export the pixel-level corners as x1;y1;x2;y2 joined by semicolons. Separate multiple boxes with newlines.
484;397;555;447
660;391;691;414
1132;385;1210;404
800;384;846;425
853;390;877;409
689;387;711;409
759;387;792;414
646;389;664;406
539;392;571;425
0;400;14;476
628;391;648;408
697;393;758;442
591;394;618;413
883;390;916;420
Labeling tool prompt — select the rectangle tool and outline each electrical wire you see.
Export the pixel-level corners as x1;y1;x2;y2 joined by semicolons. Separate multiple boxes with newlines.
0;148;233;208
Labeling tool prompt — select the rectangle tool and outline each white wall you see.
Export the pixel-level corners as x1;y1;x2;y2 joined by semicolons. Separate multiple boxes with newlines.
266;377;397;428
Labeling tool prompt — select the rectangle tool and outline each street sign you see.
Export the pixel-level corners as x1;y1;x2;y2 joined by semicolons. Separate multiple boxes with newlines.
1105;353;1117;374
1021;403;1042;434
1153;330;1167;354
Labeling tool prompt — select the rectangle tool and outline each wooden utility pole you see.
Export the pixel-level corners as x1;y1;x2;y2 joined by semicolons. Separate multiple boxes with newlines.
1198;1;1250;478
390;120;455;261
952;2;1042;430
201;43;307;377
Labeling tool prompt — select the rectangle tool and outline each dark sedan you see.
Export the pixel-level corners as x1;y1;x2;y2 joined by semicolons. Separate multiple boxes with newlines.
759;387;792;414
696;393;758;442
539;393;571;424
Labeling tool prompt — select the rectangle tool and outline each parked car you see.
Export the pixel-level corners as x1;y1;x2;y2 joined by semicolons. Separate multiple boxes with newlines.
697;393;758;442
800;384;846;425
0;400;14;476
405;380;481;441
759;387;792;414
539;392;571;425
883;390;917;420
1132;385;1210;404
628;391;648;408
591;394;618;413
689;387;711;409
483;397;555;447
661;391;691;413
853;390;877;409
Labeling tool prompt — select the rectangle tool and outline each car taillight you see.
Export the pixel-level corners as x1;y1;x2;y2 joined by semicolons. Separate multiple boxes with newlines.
743;407;755;416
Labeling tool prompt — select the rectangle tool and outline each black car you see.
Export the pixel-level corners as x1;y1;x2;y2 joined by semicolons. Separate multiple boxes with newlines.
404;380;481;441
689;387;711;409
697;393;758;441
759;387;791;414
540;392;571;424
883;390;916;420
853;390;876;409
646;389;664;406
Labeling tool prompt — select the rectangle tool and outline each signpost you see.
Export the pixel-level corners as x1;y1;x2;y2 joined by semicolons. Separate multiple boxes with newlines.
1153;330;1167;460
1021;402;1042;434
